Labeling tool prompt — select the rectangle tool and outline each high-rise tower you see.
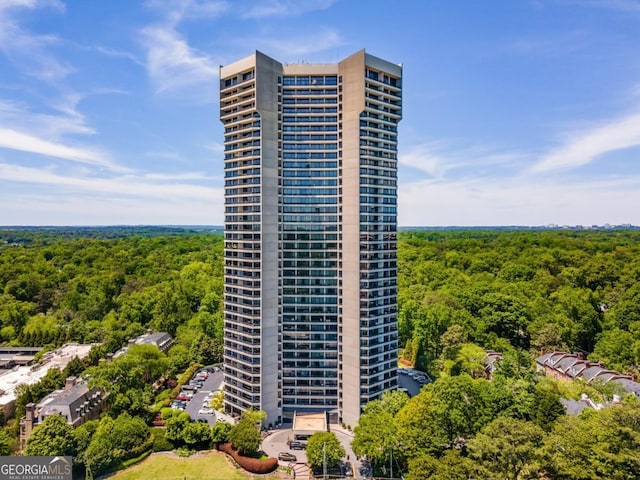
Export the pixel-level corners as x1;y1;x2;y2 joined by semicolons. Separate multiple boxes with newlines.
220;50;401;427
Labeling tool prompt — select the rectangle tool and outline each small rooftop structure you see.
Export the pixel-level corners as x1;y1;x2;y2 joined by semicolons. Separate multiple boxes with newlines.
0;347;43;368
114;330;173;358
560;394;604;415
0;343;92;420
292;412;328;435
484;350;503;378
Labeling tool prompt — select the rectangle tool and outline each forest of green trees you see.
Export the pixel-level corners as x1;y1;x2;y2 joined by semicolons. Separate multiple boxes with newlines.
0;229;224;361
398;229;640;376
0;227;639;479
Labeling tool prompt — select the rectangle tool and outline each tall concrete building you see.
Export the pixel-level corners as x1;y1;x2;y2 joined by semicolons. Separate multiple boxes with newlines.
220;50;401;427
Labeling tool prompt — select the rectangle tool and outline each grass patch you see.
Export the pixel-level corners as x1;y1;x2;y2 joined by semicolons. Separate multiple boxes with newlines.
108;451;251;480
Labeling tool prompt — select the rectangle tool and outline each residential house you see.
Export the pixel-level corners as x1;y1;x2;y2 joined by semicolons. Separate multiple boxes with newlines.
20;376;108;449
535;349;640;399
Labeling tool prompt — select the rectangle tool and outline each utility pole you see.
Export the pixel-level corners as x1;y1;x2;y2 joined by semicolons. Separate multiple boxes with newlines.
323;442;327;480
390;448;393;479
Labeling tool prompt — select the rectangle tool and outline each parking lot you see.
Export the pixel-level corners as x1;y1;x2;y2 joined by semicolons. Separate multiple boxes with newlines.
171;366;223;426
398;367;431;397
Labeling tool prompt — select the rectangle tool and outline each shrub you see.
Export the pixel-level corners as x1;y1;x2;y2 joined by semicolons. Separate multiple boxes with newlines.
176;446;195;457
211;421;232;444
170;363;201;399
218;443;278;474
120;449;152;469
123;434;154;461
160;407;174;420
151;428;174;452
228;416;260;455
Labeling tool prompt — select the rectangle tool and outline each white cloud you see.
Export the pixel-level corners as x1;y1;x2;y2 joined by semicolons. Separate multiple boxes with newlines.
240;0;336;18
572;0;640;13
0;0;64;13
142;171;220;181
140;24;218;95
88;46;145;67
181;0;229;20
398;143;449;179
203;142;224;153
0;162;221;200
0;192;224;225
0;0;71;83
530;112;640;173
399;174;640;226
399;141;529;180
0;98;94;137
144;0;229;24
139;0;228;97
139;0;342;96
0;129;128;172
257;29;344;58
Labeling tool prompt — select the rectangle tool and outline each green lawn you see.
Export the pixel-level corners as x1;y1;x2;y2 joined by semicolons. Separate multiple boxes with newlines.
108;451;253;480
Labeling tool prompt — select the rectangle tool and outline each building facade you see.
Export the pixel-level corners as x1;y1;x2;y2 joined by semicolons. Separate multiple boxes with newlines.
220;50;401;427
20;376;108;449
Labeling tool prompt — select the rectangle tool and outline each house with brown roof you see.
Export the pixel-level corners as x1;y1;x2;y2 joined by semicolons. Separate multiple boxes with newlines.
535;349;640;399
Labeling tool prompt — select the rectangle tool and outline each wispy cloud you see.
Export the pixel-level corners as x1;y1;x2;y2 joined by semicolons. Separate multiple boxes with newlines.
0;162;220;200
257;29;344;58
240;0;336;19
0;99;95;139
178;0;229;21
0;0;72;83
142;171;220;181
0;129;129;172
0;88;129;164
399;141;529;180
144;0;229;24
140;1;225;96
503;30;589;58
85;45;145;67
399;143;451;179
141;25;218;95
400;174;640;226
568;0;640;13
202;142;224;153
530;112;640;173
0;192;224;226
0;98;94;138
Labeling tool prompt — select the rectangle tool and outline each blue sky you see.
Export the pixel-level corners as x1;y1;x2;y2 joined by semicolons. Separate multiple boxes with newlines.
0;0;639;226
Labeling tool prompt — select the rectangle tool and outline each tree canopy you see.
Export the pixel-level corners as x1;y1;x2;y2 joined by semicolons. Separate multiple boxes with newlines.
306;431;345;468
24;414;76;457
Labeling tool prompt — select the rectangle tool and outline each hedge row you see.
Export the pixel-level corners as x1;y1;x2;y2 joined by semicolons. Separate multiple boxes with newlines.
100;442;153;477
217;443;278;475
170;363;201;399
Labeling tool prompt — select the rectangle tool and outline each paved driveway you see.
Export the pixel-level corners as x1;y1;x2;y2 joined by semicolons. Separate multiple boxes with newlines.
261;425;359;478
184;368;223;426
398;368;431;397
262;428;308;464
